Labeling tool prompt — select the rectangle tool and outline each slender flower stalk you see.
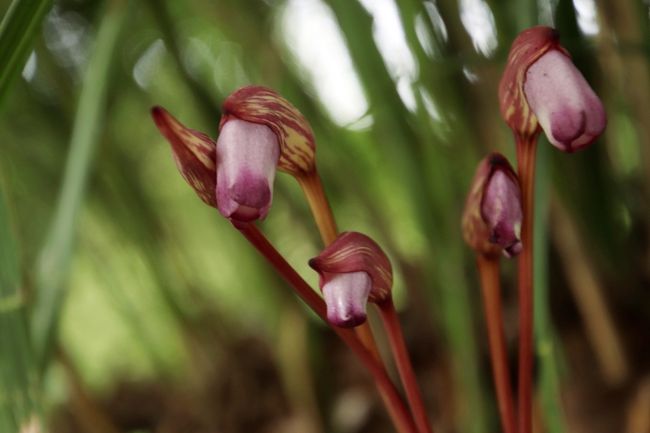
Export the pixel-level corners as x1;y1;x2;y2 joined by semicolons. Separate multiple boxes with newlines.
462;152;521;433
476;255;517;433
296;171;338;245
377;299;433;433
499;26;606;433
515;135;537;433
310;232;433;433
237;223;417;433
297;170;382;362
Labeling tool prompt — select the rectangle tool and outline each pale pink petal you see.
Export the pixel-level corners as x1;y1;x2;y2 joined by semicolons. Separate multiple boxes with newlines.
216;119;280;223
482;169;523;258
524;50;606;152
322;271;372;328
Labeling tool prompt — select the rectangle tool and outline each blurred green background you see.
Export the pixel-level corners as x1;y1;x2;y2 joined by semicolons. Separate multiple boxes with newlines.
1;0;649;432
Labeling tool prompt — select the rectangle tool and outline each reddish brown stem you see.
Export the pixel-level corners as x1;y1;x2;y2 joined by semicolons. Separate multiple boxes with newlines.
378;299;434;433
477;255;517;433
237;223;417;433
297;171;383;363
297;170;339;245
515;135;538;433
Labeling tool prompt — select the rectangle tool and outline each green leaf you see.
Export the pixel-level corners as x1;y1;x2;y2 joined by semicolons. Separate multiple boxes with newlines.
534;141;568;433
0;181;41;433
0;0;52;110
31;0;131;370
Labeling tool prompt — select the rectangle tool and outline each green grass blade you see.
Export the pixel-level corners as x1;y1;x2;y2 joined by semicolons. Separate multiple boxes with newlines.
534;141;567;433
0;0;52;109
31;0;130;370
0;181;41;433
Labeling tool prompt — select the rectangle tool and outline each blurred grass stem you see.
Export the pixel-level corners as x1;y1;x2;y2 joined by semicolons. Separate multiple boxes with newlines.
0;0;52;110
0;178;41;432
144;0;220;121
237;223;417;433
515;135;539;433
533;143;568;433
476;255;516;433
31;0;130;371
378;298;434;433
552;200;628;385
57;347;120;433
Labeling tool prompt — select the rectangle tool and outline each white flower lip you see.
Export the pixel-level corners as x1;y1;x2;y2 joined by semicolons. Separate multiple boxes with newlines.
216;119;280;223
322;271;372;328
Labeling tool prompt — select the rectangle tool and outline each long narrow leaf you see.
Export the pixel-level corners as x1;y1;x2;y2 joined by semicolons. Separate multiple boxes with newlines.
0;181;40;433
534;142;567;433
0;0;52;109
31;0;130;369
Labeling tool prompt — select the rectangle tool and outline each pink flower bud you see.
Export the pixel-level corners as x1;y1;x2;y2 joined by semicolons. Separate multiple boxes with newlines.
462;153;522;258
150;107;217;207
309;232;393;328
499;26;606;150
523;50;606;152
216;119;280;224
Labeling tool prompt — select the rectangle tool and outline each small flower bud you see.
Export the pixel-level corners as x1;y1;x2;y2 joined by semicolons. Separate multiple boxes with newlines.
151;106;217;207
221;86;316;176
499;26;606;150
462;153;522;258
216;119;280;223
309;232;393;328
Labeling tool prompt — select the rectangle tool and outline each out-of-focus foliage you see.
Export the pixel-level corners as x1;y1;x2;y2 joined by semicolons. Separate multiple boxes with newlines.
1;0;649;432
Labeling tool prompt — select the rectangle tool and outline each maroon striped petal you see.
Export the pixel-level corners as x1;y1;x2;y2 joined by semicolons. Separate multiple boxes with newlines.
499;26;566;139
220;86;316;177
309;231;392;304
151;106;217;207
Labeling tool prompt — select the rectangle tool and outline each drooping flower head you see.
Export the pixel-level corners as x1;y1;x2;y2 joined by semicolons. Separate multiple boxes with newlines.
309;232;393;328
151;86;316;224
462;153;523;258
499;26;606;152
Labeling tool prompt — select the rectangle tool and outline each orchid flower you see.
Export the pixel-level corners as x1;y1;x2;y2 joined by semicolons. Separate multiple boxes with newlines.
462;153;523;258
499;26;606;151
151;86;315;224
309;232;392;327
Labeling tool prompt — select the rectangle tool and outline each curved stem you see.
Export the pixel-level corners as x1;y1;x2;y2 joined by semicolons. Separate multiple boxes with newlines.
297;171;338;245
378;299;433;433
237;223;417;433
515;135;538;433
477;255;516;433
297;171;383;362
